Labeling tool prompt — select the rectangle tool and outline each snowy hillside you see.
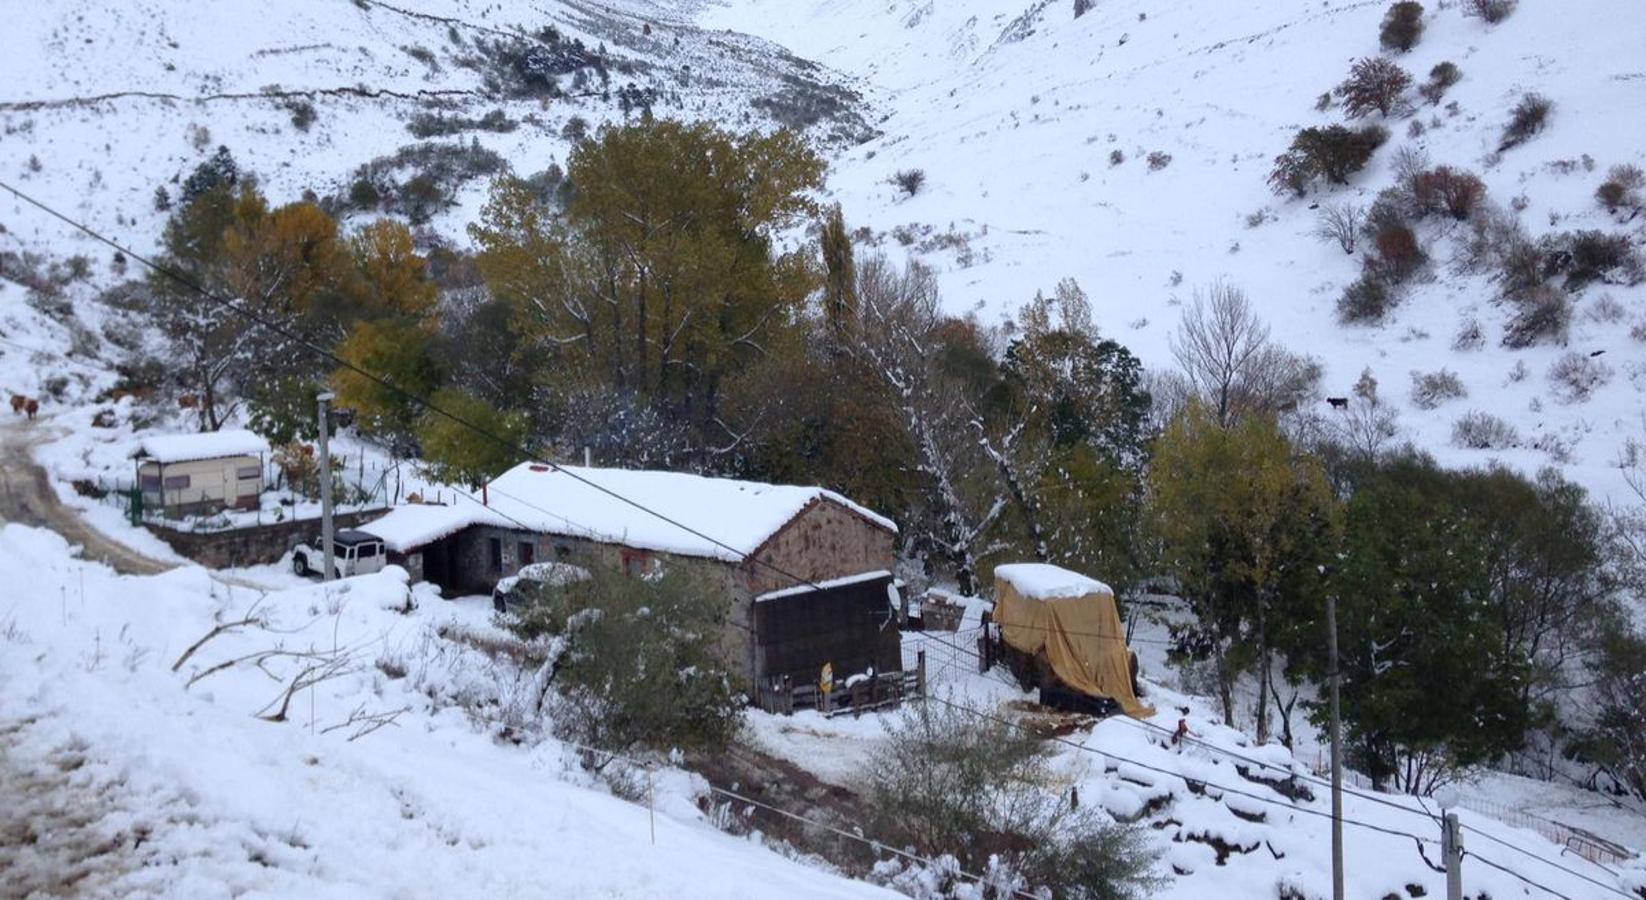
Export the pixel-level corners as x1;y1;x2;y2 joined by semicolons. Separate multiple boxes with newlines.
0;526;900;899
698;0;1646;501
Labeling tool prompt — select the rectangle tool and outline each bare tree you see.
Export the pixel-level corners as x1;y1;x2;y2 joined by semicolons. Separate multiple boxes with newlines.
852;254;1003;593
1315;202;1365;254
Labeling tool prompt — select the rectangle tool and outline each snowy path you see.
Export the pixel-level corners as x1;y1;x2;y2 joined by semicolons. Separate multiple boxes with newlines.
0;419;172;576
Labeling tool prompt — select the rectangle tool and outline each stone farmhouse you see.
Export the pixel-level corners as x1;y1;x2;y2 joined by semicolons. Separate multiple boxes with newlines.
367;462;902;691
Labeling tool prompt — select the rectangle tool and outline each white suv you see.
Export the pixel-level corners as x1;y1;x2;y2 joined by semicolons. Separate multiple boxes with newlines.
292;530;387;580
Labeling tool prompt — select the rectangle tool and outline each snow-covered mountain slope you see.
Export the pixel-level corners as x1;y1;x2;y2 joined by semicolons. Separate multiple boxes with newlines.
0;0;869;258
701;0;1646;501
0;525;897;899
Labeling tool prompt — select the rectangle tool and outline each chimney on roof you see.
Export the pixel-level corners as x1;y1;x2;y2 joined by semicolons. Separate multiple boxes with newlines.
584;446;592;467
482;482;488;506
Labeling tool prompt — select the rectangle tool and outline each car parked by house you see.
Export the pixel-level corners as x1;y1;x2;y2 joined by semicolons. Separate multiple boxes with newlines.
492;561;591;613
292;530;387;580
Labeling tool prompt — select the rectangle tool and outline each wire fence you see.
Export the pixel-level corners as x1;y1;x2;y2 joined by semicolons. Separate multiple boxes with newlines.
1453;795;1633;868
83;458;398;532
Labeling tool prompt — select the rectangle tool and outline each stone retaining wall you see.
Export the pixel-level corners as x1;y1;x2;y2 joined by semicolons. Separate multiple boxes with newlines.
144;510;385;570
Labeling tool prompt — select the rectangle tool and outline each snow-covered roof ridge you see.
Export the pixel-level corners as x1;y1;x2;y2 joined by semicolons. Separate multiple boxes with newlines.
132;429;271;464
993;562;1113;601
484;462;897;563
756;569;893;602
366;463;897;562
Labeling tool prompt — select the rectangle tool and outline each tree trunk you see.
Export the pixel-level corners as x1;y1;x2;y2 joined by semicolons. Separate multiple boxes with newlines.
1255;591;1271;744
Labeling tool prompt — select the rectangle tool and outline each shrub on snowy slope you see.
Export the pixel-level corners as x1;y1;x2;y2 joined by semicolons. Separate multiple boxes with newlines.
1268;125;1388;195
1337;57;1413;119
1379;2;1425;52
500;566;743;757
1498;92;1552;151
864;701;1162;900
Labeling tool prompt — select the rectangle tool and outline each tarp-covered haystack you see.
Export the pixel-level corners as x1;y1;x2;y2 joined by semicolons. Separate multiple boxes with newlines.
993;563;1153;718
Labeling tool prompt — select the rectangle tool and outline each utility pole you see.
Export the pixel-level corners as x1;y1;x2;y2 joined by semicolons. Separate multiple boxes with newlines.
317;390;336;582
1442;811;1464;900
1326;588;1345;900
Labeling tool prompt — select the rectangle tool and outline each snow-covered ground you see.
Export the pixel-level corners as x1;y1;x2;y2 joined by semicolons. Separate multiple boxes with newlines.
748;618;1646;899
0;524;900;899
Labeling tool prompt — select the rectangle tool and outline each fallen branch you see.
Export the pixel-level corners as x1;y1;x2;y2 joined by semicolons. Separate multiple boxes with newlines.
322;703;410;741
171;596;269;672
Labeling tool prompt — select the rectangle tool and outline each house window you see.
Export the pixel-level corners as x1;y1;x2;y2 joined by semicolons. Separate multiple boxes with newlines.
488;537;503;573
554;542;572;560
236;465;260;480
518;541;535;566
163;474;190;490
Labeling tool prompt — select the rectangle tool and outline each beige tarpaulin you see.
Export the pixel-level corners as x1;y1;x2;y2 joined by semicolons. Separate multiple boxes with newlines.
993;563;1154;718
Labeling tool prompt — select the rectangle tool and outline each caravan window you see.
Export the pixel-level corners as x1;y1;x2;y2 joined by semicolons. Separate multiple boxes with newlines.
163;474;190;490
236;465;260;480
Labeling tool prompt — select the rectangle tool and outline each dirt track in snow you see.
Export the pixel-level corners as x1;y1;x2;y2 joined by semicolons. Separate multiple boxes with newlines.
0;419;173;576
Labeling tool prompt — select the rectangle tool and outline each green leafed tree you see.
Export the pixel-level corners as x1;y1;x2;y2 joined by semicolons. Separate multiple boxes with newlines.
415;387;527;488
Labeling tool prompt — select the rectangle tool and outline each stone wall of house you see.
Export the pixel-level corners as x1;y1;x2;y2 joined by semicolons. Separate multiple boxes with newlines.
146;510;383;570
744;499;897;596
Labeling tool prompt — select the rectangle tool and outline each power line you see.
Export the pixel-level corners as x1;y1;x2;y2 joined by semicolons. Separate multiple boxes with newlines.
919;693;1439;847
1463;850;1580;900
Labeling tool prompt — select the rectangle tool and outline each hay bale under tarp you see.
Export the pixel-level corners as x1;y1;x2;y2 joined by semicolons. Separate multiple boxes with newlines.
992;563;1154;718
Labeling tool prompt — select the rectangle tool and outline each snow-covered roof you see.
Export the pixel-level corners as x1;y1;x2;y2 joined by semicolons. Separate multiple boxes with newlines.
993;563;1113;601
484;463;896;562
755;570;893;602
365;500;510;554
367;463;896;561
132;429;270;464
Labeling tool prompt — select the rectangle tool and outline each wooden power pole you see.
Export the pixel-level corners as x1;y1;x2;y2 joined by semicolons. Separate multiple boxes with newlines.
1327;590;1345;900
317;390;336;582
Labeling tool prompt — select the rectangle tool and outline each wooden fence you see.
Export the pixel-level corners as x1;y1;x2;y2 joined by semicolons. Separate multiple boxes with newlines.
755;652;926;717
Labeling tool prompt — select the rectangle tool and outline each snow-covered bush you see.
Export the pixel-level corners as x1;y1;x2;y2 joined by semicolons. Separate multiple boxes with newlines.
1464;0;1516;24
1373;224;1426;282
863;701;1162;900
1503;285;1570;348
1411;166;1486;220
1410;368;1467;409
1586;293;1627;324
1596;164;1644;212
1268;125;1388;194
1452;316;1485;350
1499;93;1552;152
1452;410;1520;449
498;566;743;757
891;168;927;197
1547;351;1613;404
1337;274;1394;324
1380;2;1425;52
1337;57;1412;118
1419;61;1461;104
1561;230;1643;287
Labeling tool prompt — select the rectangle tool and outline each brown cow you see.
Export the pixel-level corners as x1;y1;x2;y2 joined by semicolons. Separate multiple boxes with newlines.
24;398;39;420
9;394;24;415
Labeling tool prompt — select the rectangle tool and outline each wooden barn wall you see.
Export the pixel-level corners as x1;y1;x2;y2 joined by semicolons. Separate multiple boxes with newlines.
752;575;902;686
